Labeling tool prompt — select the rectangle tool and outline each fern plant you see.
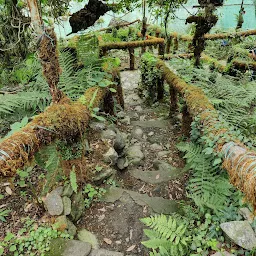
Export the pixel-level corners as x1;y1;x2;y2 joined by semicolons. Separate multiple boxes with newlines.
177;142;232;213
141;214;190;256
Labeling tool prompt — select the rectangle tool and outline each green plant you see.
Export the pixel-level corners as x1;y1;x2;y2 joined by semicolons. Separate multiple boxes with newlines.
0;217;72;256
140;53;163;103
0;208;11;222
177;142;232;213
83;184;106;208
141;214;190;255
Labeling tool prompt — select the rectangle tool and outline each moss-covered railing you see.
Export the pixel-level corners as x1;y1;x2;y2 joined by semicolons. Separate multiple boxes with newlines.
156;60;256;209
0;70;122;177
200;53;256;74
99;36;165;70
170;29;256;42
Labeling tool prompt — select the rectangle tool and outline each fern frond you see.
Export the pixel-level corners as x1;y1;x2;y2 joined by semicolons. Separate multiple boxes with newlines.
177;142;232;212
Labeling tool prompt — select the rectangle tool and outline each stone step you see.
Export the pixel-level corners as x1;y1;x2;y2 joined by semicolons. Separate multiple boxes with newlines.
102;187;180;215
131;120;170;129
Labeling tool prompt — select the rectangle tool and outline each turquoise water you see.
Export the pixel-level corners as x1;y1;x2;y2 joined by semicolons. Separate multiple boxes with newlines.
54;0;256;38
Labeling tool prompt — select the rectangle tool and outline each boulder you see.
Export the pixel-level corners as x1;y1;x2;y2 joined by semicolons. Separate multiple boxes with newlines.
101;130;116;140
54;215;77;237
92;168;116;183
239;208;254;223
117;157;129;170
220;221;256;250
114;132;126;153
126;145;144;166
44;187;64;216
70;191;84;222
131;127;143;140
63;196;72;216
62;184;73;198
103;148;118;165
48;238;91;256
89;122;106;131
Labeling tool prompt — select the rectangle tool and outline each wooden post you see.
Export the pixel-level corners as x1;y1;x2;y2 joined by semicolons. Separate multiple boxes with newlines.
157;77;164;100
129;48;135;70
169;86;178;116
158;42;165;56
166;36;172;54
181;104;192;137
173;37;179;53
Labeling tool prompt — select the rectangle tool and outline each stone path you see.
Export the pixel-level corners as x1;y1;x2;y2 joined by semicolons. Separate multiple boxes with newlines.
73;70;188;255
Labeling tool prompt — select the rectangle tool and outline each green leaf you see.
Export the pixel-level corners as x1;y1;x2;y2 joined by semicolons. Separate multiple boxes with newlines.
0;247;4;256
9;245;17;252
109;88;117;93
213;158;222;166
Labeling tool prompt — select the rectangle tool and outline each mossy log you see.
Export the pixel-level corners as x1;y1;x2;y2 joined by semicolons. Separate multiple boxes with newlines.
97;19;140;32
0;87;108;177
201;53;256;73
171;29;256;42
99;37;164;51
156;60;256;209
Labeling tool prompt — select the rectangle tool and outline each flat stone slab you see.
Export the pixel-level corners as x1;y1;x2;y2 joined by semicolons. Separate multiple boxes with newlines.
131;120;169;129
129;167;180;184
103;187;179;214
44;187;64;216
47;238;91;256
220;221;256;250
89;249;123;256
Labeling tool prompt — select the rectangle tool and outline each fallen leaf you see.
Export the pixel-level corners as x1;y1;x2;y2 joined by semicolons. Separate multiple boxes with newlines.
6;186;12;195
156;174;160;180
24;203;33;213
103;238;112;245
126;245;136;252
98;214;105;222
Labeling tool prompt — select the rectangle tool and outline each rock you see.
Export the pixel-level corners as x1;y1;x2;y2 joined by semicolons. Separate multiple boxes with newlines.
120;116;131;125
62;184;73;198
78;229;99;249
45;187;64;216
89;249;124;256
211;252;235;256
131;127;143;140
89;121;106;131
148;131;154;136
126;145;144;166
114;132;126;153
103;148;118;165
157;151;169;158
150;143;163;151
239;208;254;223
54;215;77;237
116;111;126;118
134;106;143;112
220;221;256;250
92;168;116;182
101;130;116;140
70;191;84;222
48;238;91;256
117;157;129;170
63;196;72;216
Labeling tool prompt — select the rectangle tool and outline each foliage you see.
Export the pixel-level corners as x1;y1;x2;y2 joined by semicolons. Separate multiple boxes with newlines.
177;142;232;213
0;208;11;222
83;184;106;208
0;217;72;256
140;53;163;103
141;214;189;256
